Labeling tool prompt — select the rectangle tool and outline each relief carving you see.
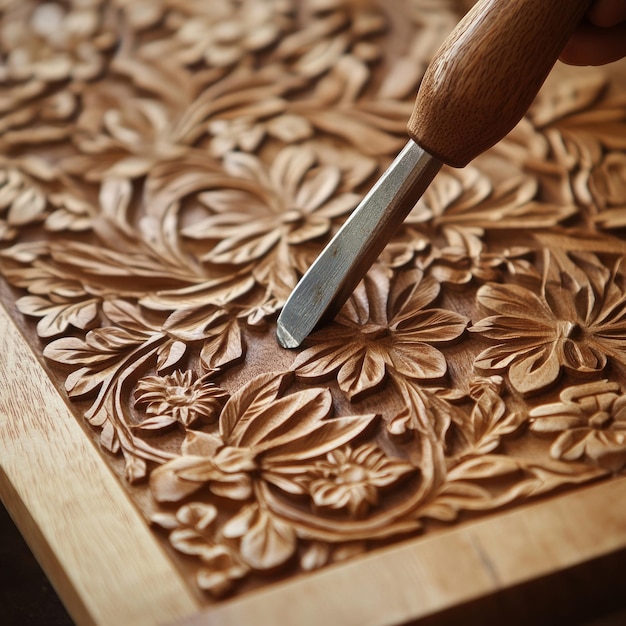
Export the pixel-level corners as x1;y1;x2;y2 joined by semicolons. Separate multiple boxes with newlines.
2;0;626;601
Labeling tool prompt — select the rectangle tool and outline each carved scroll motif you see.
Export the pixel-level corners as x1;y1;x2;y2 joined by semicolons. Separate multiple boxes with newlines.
2;0;626;600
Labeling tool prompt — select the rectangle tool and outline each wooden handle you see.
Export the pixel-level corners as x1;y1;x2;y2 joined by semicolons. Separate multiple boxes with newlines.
407;0;592;167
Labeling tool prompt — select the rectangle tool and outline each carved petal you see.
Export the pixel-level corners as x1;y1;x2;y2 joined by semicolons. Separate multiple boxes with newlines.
292;331;363;381
476;283;553;319
207;225;282;265
562;339;606;372
471;315;554;341
294;164;340;212
150;456;212;503
551;429;591;461
389;342;448;380
336;346;386;400
285;217;330;245
393;309;467;342
314;192;360;219
508;345;562;396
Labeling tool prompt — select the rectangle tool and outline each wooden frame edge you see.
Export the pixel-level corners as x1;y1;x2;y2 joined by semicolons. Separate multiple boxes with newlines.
0;303;201;626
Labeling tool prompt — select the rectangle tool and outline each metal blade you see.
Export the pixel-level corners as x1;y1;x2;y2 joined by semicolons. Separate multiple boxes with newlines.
276;139;441;349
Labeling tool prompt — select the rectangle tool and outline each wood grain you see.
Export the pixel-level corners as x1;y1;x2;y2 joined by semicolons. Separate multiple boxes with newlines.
408;0;592;166
0;303;200;626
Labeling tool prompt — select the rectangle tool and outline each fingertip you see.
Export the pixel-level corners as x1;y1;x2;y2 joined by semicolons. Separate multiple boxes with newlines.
588;0;626;28
561;23;626;66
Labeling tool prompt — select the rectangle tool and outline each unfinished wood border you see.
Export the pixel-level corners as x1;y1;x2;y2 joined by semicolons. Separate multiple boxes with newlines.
2;298;626;626
0;302;201;626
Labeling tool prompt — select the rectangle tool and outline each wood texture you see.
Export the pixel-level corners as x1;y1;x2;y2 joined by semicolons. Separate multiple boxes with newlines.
0;303;200;626
2;0;626;624
408;0;592;166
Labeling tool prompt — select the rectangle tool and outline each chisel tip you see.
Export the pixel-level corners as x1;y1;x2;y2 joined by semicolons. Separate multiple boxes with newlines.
276;320;301;349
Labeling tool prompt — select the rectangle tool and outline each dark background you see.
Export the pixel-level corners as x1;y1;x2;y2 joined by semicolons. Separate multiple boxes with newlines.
1;503;72;626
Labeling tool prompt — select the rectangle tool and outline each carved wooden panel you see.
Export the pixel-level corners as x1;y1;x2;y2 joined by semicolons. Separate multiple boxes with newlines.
2;0;626;623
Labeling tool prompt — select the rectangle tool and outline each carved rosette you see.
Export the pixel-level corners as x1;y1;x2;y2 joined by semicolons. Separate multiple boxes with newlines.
1;0;626;600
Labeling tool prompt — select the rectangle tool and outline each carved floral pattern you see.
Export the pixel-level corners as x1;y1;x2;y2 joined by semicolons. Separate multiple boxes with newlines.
293;267;467;400
134;370;229;430
530;380;626;470
2;0;626;602
306;444;415;517
471;255;626;396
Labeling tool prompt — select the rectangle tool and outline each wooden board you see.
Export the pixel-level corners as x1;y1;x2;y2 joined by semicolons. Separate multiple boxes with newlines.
4;303;626;625
3;0;626;624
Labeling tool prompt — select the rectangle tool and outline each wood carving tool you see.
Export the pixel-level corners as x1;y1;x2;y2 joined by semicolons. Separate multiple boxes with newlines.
276;0;592;349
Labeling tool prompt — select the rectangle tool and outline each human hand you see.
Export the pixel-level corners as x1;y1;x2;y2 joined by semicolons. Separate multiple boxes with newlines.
561;0;626;65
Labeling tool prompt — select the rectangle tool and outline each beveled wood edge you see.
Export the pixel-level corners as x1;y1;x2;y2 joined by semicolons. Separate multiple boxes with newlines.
178;466;626;625
0;303;201;626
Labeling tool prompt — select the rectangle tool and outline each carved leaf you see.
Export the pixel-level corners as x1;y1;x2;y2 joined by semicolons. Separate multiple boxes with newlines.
142;274;256;312
199;319;245;371
150;456;216;503
16;295;99;337
239;507;297;570
156;340;187;372
220;372;377;462
457;377;523;455
135;415;178;431
387;379;457;442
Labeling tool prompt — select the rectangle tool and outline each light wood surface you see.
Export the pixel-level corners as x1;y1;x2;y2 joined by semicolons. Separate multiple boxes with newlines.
408;0;592;166
0;303;201;626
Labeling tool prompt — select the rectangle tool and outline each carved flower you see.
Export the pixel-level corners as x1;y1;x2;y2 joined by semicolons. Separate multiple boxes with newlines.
184;146;360;268
134;370;229;430
527;74;626;224
168;0;292;67
208;114;313;157
307;444;415;518
406;167;575;232
67;83;188;180
208;117;266;157
530;380;626;470
293;268;468;400
276;5;385;77
414;226;533;286
471;263;626;395
152;502;249;597
1;1;115;84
